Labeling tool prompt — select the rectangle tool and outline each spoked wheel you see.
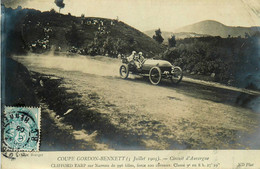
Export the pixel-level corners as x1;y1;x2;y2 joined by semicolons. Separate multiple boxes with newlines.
119;64;129;79
171;66;183;84
149;66;162;85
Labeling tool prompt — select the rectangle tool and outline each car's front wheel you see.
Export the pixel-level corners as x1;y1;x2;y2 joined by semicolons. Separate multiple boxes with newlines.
119;64;129;79
149;66;162;85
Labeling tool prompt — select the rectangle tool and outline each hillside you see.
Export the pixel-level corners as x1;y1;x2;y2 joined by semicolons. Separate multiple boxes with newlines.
2;6;165;57
174;20;260;38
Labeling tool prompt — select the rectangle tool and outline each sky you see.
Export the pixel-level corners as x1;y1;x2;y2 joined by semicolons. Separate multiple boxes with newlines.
2;0;260;31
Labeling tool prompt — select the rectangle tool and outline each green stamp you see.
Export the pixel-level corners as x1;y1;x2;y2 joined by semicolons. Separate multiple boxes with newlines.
2;106;41;151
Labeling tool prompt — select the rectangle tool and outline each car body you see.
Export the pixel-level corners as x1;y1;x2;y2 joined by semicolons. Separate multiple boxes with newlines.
119;57;183;85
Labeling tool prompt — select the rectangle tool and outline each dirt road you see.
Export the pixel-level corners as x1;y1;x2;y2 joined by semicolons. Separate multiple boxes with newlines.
14;54;260;150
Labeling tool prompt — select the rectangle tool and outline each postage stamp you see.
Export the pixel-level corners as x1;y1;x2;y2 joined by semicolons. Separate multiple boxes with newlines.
2;106;41;152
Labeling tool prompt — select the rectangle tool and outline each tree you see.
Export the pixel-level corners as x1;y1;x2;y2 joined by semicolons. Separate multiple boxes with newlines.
153;28;164;44
168;35;176;47
54;0;65;13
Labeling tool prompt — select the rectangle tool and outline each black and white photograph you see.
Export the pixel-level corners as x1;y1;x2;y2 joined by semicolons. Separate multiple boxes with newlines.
1;0;260;168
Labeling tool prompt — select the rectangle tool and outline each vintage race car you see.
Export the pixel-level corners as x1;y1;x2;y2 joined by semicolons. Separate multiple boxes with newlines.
119;56;183;85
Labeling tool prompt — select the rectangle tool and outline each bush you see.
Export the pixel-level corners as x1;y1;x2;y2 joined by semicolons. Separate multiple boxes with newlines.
161;35;260;85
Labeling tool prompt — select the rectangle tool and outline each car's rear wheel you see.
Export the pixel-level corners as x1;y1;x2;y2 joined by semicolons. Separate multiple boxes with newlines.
149;66;162;85
119;64;129;79
171;66;183;84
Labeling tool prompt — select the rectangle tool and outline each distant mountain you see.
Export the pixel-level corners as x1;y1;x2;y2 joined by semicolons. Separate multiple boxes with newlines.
145;20;260;40
174;20;260;38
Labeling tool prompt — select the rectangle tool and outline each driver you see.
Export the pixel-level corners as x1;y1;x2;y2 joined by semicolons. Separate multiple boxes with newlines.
134;52;145;69
138;52;145;64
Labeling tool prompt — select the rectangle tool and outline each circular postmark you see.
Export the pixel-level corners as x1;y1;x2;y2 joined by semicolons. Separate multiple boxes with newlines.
3;108;39;151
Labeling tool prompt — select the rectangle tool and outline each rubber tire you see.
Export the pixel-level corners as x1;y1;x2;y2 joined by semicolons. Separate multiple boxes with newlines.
149;66;162;85
171;66;183;84
119;64;129;79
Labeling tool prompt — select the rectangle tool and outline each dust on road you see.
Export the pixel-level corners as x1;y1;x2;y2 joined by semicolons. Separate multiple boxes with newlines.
14;54;260;150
